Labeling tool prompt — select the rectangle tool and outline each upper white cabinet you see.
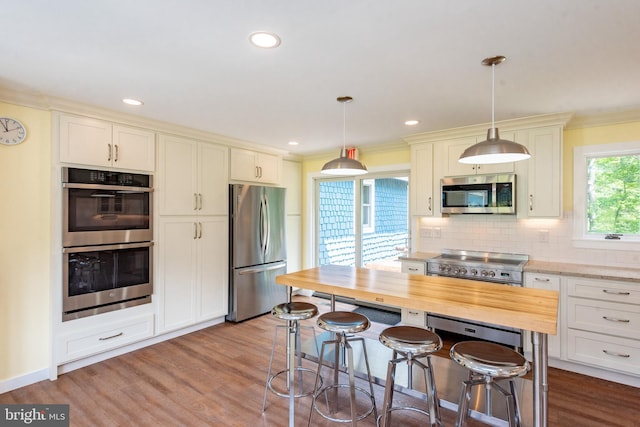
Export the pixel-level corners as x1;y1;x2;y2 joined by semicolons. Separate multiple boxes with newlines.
158;134;228;216
59;114;155;172
410;143;435;216
230;148;282;184
518;126;563;218
443;135;515;177
283;160;302;273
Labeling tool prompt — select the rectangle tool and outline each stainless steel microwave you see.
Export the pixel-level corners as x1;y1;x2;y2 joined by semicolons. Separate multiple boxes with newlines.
441;174;516;214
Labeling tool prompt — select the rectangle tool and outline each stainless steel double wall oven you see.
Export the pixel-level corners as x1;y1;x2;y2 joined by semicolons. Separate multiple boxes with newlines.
62;167;153;321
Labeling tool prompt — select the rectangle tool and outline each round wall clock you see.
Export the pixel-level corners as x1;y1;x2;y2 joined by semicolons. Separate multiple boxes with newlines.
0;117;27;145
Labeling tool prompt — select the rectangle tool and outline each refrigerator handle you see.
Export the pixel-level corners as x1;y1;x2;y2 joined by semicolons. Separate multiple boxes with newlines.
260;194;268;258
264;193;271;258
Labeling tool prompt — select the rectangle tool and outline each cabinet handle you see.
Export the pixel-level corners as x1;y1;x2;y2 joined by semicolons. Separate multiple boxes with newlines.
255;166;260;178
529;194;534;211
408;310;420;315
428;196;432;212
602;316;630;323
602;349;630;358
258;166;263;178
194;193;198;211
602;289;630;296
198;193;203;210
114;144;119;162
408;267;419;272
193;222;198;239
198;222;203;239
534;277;550;282
98;332;123;341
107;143;112;161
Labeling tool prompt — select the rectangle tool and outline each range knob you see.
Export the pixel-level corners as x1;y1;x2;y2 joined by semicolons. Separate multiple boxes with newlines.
439;264;446;272
488;271;496;278
481;270;489;277
459;267;467;275
453;268;459;274
470;269;478;276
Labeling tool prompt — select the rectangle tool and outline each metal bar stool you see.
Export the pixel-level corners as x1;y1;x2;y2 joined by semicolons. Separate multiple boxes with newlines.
450;341;530;427
309;311;377;426
377;325;443;427
262;301;322;424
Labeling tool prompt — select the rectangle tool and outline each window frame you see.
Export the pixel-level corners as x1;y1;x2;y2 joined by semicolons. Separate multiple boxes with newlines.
361;179;375;234
573;140;640;250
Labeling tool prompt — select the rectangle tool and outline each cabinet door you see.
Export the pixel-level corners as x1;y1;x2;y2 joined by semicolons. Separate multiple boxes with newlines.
411;143;434;216
59;115;112;167
445;135;515;176
197;216;228;320
283;160;302;215
158;135;198;215
112;125;155;172
229;148;258;182
525;126;562;217
257;152;282;184
198;144;229;216
156;217;197;332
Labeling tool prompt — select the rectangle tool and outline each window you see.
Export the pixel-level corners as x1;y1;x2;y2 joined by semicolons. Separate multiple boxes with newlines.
361;179;375;233
574;141;640;248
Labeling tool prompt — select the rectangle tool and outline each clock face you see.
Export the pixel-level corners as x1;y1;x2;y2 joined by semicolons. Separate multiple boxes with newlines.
0;117;27;145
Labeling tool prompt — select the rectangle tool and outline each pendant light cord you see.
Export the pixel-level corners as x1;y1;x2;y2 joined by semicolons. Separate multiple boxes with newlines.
342;101;347;151
491;62;495;129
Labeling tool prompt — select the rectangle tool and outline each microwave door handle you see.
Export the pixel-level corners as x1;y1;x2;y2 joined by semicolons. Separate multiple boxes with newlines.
62;182;153;192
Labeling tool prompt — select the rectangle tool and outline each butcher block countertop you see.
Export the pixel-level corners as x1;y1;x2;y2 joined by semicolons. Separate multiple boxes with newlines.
276;265;558;335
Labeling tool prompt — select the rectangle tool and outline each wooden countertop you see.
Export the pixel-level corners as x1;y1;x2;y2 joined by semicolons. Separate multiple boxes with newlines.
276;265;558;335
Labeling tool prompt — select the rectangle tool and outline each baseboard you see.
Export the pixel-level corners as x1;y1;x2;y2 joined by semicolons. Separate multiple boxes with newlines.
0;368;50;394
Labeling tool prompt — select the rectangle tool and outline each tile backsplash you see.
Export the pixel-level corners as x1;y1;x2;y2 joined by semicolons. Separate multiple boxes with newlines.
417;212;640;267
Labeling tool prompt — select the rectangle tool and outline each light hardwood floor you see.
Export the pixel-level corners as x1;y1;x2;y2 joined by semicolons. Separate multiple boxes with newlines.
1;296;639;427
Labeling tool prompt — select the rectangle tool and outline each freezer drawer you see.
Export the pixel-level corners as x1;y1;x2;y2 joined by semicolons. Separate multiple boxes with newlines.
227;262;287;322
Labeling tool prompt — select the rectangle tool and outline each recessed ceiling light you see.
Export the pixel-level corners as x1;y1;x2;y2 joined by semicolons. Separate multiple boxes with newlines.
249;31;281;48
405;120;420;126
122;98;143;106
288;141;299;146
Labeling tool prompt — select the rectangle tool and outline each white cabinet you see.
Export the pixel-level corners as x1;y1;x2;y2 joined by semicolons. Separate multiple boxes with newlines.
230;148;282;184
283;160;302;273
59;114;155;171
442;135;515;177
158;134;228;216
400;260;427;326
566;277;640;376
524;273;562;359
156;216;228;332
519;126;562;217
410;143;435;216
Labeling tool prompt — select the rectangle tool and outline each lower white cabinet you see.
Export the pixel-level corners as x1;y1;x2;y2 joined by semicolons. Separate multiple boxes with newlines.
156;216;228;333
56;309;154;364
400;260;427;326
567;329;640;375
523;273;562;359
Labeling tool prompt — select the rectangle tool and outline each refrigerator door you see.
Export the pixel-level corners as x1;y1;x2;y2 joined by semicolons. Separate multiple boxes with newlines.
231;184;286;267
228;262;287;322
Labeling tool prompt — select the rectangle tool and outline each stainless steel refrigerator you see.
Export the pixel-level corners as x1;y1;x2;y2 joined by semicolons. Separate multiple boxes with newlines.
227;184;287;322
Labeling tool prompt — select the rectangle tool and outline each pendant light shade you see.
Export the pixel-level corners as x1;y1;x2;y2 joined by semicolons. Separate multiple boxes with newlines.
459;56;530;165
321;96;368;176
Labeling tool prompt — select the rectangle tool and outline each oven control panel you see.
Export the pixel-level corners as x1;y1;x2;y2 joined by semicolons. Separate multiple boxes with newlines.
427;261;522;285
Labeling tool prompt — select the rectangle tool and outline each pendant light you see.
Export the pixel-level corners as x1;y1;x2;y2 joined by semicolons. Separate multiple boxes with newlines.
321;96;368;175
459;56;530;164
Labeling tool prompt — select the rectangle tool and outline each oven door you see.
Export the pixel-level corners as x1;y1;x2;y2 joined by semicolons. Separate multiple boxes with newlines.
63;182;152;247
63;242;153;320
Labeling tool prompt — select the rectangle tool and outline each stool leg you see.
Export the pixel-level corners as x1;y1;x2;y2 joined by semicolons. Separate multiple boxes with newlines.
288;320;296;427
509;380;522;427
455;377;473;427
485;376;493;418
418;356;440;427
309;340;329;427
345;340;357;427
262;324;282;412
358;336;378;421
380;354;398;427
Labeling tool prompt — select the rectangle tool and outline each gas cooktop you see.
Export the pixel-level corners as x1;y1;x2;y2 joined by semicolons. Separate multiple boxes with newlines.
427;249;529;284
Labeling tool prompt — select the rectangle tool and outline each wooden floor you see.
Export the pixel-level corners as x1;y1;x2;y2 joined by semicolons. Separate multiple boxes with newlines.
2;296;639;427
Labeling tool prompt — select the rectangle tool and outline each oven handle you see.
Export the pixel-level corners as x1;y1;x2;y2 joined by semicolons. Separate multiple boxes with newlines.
63;182;153;192
63;241;154;253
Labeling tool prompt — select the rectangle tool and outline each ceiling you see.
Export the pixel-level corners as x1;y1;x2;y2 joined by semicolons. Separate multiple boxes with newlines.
2;1;640;156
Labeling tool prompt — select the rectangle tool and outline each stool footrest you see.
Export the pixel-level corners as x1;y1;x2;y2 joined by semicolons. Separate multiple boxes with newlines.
267;367;322;399
312;384;375;423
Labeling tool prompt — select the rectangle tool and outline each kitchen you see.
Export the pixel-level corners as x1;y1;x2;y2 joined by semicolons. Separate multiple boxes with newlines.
2;1;640;426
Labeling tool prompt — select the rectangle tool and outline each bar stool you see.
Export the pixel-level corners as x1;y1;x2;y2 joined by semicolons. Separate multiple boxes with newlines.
309;311;377;426
450;341;530;427
262;302;322;416
377;325;443;427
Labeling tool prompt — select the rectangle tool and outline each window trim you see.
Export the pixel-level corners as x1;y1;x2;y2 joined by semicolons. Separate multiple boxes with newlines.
573;140;640;250
361;179;375;233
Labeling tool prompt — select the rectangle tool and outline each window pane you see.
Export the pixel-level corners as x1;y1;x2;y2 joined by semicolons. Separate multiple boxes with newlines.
586;155;640;235
317;180;355;266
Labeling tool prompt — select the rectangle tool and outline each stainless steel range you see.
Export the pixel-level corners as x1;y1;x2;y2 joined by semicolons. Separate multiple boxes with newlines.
426;249;529;348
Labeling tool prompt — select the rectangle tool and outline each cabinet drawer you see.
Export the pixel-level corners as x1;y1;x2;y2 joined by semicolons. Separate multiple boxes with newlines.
567;277;640;304
57;313;154;363
401;261;426;275
524;273;560;289
567;329;640;376
401;308;426;327
567;297;640;340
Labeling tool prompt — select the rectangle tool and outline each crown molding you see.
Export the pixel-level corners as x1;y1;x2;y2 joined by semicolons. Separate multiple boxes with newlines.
302;139;407;161
403;112;574;145
566;108;640;130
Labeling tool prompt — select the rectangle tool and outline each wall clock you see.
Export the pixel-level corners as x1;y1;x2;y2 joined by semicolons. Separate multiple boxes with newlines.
0;117;27;145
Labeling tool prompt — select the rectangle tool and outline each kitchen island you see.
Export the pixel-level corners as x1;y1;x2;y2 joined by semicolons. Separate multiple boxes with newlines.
276;264;559;427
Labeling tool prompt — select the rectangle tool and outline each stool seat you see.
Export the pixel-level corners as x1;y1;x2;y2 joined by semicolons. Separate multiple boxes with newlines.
317;311;370;334
379;326;442;355
271;301;318;321
450;341;529;378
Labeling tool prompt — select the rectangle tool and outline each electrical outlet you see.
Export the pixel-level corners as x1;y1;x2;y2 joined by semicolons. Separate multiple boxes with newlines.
538;230;549;243
420;228;431;238
432;227;441;238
